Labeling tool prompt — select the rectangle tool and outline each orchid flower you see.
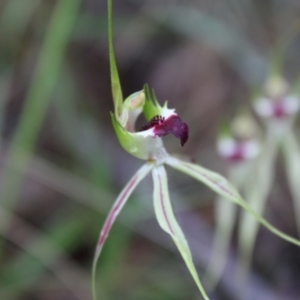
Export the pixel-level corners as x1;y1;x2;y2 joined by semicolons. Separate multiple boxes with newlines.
92;1;300;299
254;76;299;122
236;75;300;283
205;115;261;289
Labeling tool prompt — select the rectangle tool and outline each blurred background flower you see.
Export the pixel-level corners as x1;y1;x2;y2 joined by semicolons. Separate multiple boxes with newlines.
1;0;300;299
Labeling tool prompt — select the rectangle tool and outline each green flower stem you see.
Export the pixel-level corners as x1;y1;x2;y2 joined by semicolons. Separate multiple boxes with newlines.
270;19;300;77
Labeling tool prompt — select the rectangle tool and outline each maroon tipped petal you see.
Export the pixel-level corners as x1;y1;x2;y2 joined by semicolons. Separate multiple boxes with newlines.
154;115;189;146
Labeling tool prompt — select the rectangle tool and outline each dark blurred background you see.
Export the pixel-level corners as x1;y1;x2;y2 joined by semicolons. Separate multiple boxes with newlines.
1;0;300;299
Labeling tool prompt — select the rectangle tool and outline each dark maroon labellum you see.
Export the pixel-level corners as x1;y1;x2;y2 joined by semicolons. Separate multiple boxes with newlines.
273;101;285;118
141;114;189;146
140;115;165;131
226;143;245;162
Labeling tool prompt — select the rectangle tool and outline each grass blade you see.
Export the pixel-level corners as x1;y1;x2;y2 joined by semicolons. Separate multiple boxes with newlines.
0;0;81;221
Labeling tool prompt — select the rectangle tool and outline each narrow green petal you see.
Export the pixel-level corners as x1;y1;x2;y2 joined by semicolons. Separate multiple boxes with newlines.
166;156;239;202
237;134;279;282
92;163;153;300
205;163;253;289
204;195;237;289
152;165;209;300
204;163;249;289
108;0;123;118
166;156;300;248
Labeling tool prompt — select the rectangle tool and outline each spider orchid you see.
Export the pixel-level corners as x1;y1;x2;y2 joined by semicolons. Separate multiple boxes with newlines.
92;1;300;299
235;75;300;283
254;76;299;122
205;115;261;288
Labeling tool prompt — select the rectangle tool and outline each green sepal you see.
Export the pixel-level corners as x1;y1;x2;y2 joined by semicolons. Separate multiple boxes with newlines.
108;0;123;119
111;112;162;160
143;84;164;121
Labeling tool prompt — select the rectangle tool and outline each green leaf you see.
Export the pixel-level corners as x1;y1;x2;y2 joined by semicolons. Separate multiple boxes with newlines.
108;0;123;119
166;156;300;248
152;165;209;300
92;163;153;300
